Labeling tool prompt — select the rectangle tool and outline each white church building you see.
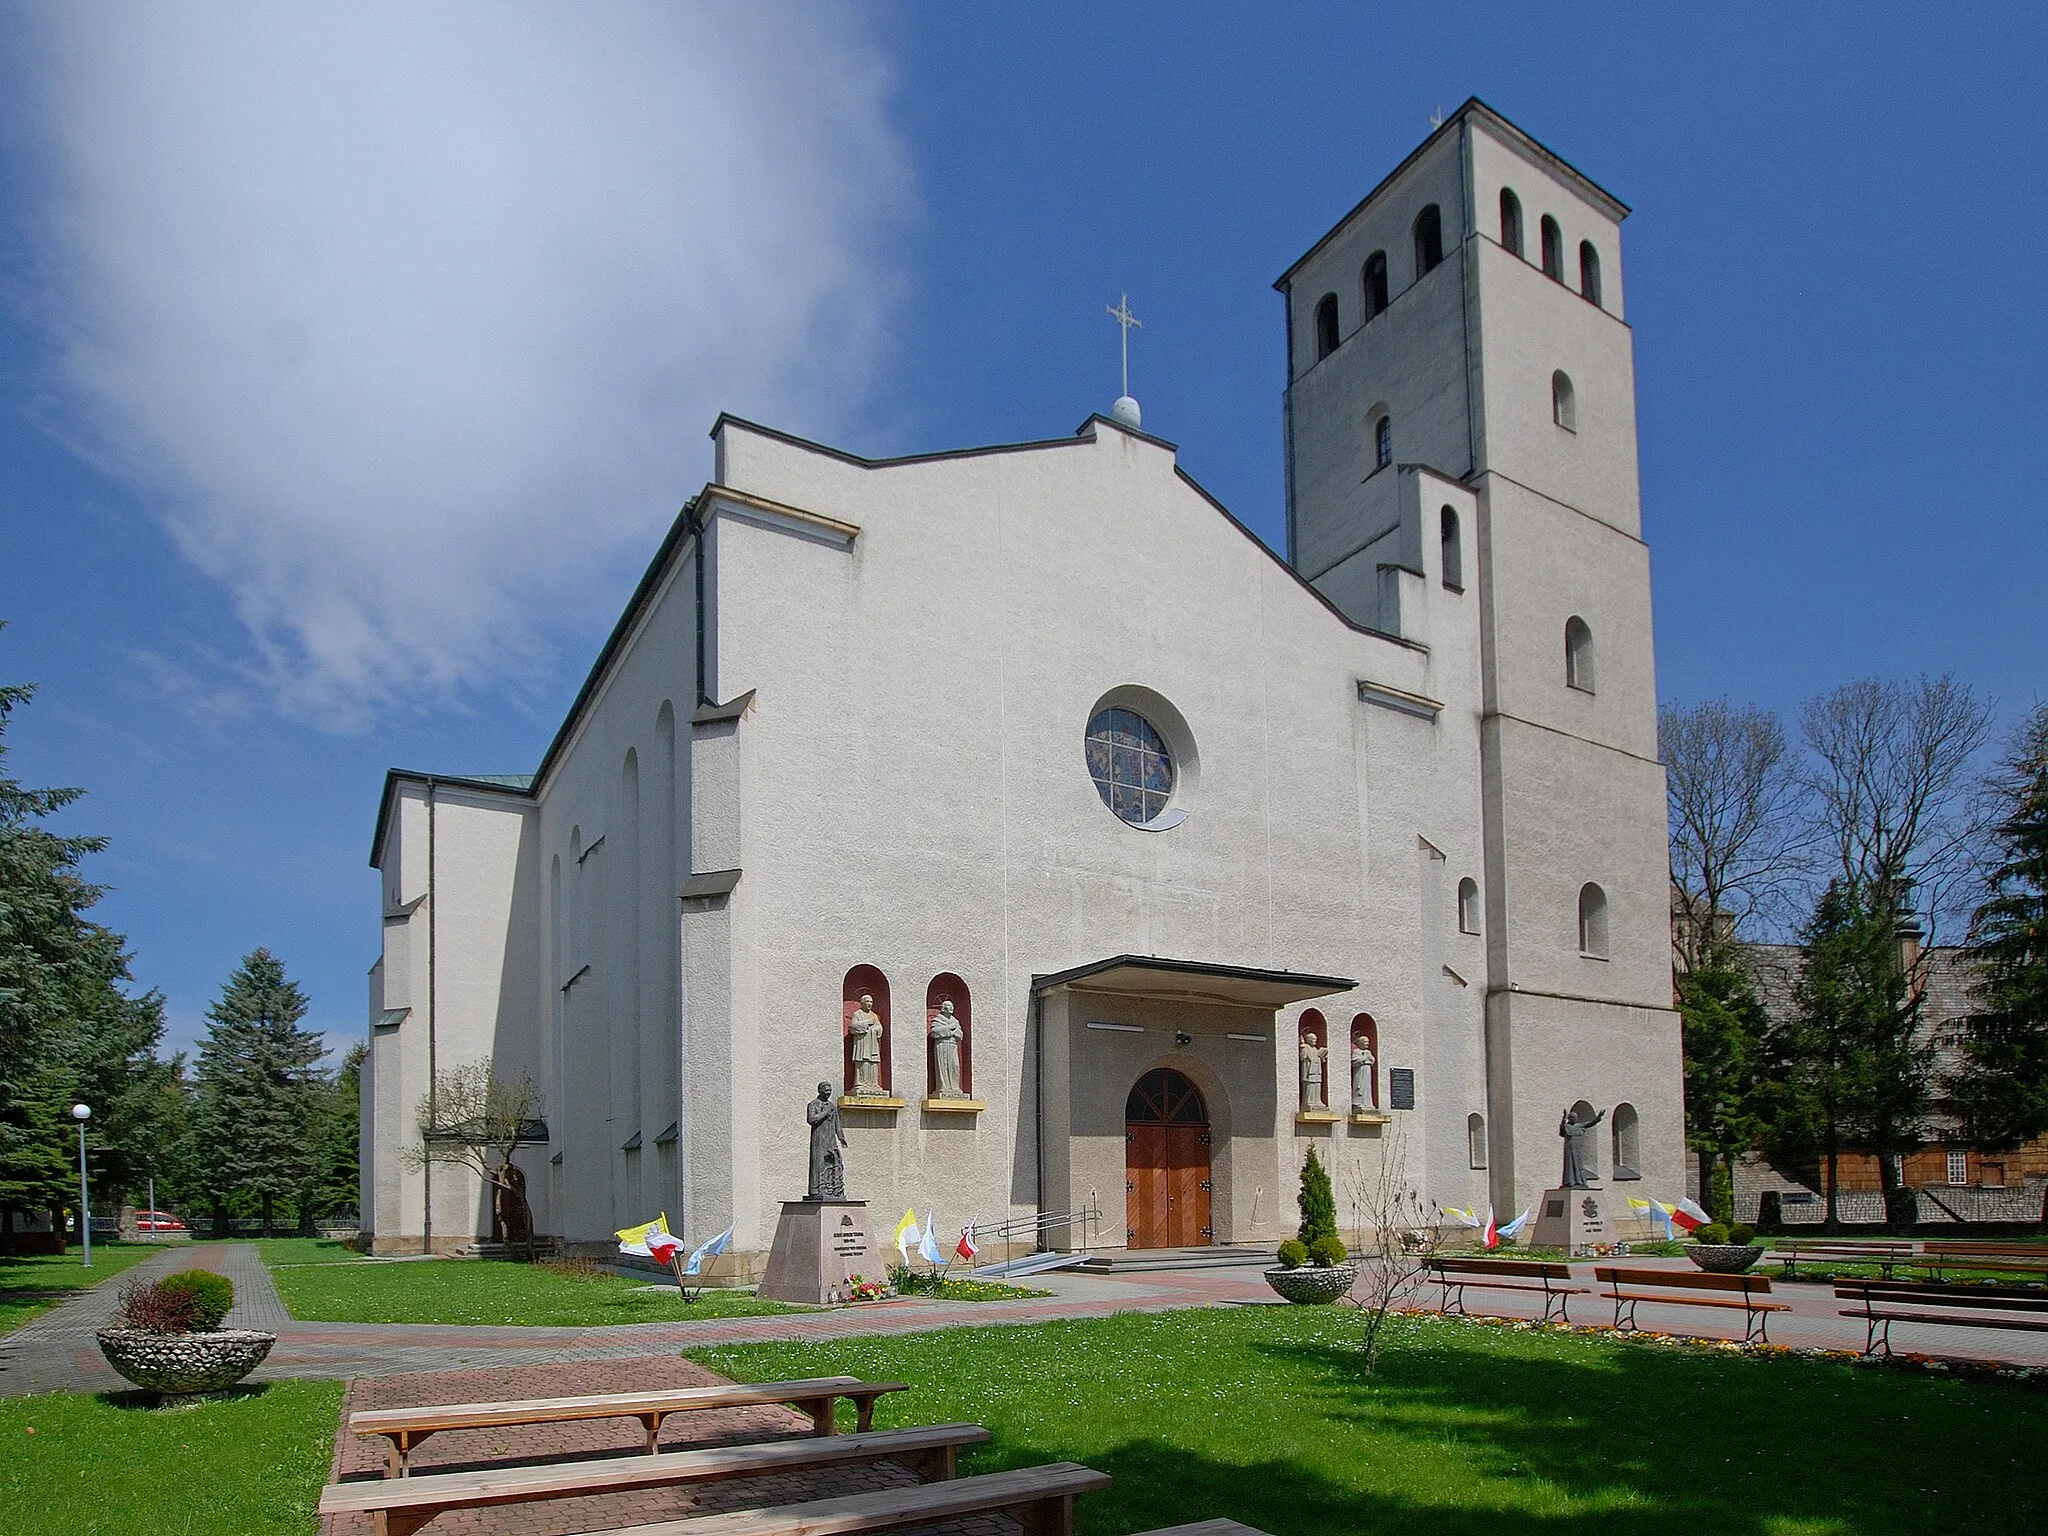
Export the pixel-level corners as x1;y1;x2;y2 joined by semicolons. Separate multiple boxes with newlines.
362;99;1683;1259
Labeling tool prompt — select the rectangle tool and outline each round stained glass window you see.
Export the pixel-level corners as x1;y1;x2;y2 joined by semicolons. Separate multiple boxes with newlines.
1085;707;1174;825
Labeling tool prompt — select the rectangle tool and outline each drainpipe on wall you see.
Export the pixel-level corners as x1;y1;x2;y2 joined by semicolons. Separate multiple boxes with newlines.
424;784;437;1253
1032;991;1046;1253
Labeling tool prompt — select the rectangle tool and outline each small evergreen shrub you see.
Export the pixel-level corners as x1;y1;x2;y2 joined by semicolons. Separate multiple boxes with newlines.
1276;1239;1309;1270
1727;1223;1757;1247
1308;1234;1350;1268
158;1269;234;1329
1692;1223;1729;1245
1296;1146;1338;1248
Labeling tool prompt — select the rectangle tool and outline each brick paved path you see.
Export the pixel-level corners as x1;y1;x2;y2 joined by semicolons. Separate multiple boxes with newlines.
324;1356;1014;1536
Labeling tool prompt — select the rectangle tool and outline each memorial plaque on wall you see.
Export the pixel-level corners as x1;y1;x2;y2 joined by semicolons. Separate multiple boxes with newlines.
1388;1068;1415;1110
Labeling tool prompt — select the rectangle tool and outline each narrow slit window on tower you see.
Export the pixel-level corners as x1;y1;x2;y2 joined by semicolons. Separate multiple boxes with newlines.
1440;506;1463;591
1541;215;1563;279
1551;370;1576;431
1362;251;1389;320
1413;204;1443;278
1314;293;1340;361
1373;414;1392;469
1578;882;1610;958
1457;876;1480;934
1579;240;1603;306
1499;189;1523;257
1564;615;1595;692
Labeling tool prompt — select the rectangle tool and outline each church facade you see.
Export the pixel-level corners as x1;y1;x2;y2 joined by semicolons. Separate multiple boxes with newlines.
361;99;1684;1259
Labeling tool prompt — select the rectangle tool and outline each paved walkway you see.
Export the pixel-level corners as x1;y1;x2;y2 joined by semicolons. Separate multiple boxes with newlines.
7;1247;2044;1399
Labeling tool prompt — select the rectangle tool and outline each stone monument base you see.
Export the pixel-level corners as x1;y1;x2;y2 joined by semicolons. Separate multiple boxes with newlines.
756;1200;874;1305
1528;1185;1615;1253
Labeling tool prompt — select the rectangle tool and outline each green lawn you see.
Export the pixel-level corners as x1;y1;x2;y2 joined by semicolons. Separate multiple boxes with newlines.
0;1381;341;1536
693;1307;2048;1536
0;1245;162;1334
267;1255;800;1325
255;1237;371;1267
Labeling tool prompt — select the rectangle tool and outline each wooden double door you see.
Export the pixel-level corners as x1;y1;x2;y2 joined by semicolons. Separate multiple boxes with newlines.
1125;1068;1213;1249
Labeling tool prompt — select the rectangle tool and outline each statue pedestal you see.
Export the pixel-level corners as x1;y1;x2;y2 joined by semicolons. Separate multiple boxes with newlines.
1528;1186;1615;1254
756;1200;874;1304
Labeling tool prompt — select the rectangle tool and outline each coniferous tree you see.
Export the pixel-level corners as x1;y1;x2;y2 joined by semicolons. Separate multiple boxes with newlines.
1296;1144;1338;1247
1677;959;1769;1225
305;1041;366;1230
1947;706;2048;1149
1763;882;1931;1232
194;949;326;1236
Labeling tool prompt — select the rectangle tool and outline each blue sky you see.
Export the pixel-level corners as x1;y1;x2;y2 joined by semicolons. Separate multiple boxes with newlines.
2;4;2043;1059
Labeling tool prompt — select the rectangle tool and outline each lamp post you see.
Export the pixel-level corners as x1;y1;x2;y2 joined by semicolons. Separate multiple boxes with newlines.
71;1103;91;1269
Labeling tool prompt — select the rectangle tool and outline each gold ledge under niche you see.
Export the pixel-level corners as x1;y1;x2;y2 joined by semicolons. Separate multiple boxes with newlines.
1348;1110;1392;1126
1294;1109;1341;1127
921;1096;986;1114
838;1094;905;1113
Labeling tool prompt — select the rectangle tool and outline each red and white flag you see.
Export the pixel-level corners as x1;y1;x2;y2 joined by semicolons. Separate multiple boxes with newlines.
955;1223;979;1262
1483;1207;1500;1249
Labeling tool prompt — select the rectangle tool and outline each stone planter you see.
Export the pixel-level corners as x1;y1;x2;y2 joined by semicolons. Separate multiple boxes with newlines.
1263;1263;1359;1305
1685;1243;1763;1275
96;1329;276;1394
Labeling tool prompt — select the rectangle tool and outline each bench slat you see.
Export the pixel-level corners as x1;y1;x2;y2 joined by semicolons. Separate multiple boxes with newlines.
589;1461;1112;1536
1429;1259;1573;1280
1845;1309;2048;1334
1605;1291;1788;1312
320;1424;990;1515
351;1379;872;1434
1595;1267;1772;1294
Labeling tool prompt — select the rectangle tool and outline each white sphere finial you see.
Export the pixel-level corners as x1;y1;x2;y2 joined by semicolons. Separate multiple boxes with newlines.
1111;395;1142;430
72;1103;91;1121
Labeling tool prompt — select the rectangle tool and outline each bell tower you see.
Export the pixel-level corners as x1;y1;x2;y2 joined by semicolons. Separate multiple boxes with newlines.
1276;99;1682;1218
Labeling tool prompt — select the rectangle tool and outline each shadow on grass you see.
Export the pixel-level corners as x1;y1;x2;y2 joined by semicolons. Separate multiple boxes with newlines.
96;1383;273;1412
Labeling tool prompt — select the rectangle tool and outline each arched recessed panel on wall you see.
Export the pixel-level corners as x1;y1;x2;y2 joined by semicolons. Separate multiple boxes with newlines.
1499;189;1523;257
1579;240;1602;307
842;965;891;1096
1296;1009;1329;1112
1468;1112;1487;1169
1572;1099;1602;1180
1413;204;1443;278
925;973;972;1099
1363;251;1389;319
1541;215;1563;279
1578;884;1610;959
1458;877;1481;935
1565;615;1595;692
1552;370;1576;431
1351;1014;1380;1112
1440;506;1463;591
1612;1102;1640;1179
1314;293;1340;360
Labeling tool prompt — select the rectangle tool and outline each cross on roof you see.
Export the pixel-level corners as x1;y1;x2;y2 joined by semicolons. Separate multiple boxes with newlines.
1106;293;1141;399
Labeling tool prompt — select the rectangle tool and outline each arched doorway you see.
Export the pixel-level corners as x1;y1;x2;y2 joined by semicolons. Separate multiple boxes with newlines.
1125;1068;1212;1249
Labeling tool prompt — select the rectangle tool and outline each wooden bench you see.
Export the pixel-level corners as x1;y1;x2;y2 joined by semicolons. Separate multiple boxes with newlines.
1835;1279;2048;1357
1913;1242;2048;1282
1422;1257;1586;1323
321;1422;990;1536
351;1377;907;1476
1594;1266;1789;1344
1766;1240;1914;1279
585;1460;1113;1536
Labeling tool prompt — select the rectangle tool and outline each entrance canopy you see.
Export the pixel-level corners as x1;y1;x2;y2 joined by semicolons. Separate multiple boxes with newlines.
1031;954;1355;1009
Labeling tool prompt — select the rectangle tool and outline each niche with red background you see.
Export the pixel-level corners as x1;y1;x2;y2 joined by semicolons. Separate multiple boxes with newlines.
924;973;973;1098
1351;1013;1380;1110
841;965;892;1096
1298;1008;1329;1110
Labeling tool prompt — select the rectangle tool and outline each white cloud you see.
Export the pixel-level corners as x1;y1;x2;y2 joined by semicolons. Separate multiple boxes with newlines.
15;3;909;722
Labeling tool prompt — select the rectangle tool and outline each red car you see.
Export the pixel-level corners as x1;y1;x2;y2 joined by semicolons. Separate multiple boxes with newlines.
135;1210;188;1232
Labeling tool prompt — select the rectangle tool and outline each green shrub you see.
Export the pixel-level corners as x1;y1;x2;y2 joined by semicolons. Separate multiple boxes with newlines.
1692;1222;1730;1245
1275;1239;1309;1270
1296;1146;1338;1248
159;1269;234;1330
1728;1223;1757;1247
1308;1234;1350;1268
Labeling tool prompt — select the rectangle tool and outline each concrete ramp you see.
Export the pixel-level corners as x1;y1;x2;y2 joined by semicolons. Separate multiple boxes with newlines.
974;1250;1093;1280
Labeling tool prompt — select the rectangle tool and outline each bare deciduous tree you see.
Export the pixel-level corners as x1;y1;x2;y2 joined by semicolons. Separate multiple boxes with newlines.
1662;697;1805;970
1799;675;1994;946
1342;1128;1435;1375
407;1059;544;1259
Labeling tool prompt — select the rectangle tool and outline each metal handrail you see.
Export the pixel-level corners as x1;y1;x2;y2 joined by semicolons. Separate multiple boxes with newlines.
966;1201;1103;1257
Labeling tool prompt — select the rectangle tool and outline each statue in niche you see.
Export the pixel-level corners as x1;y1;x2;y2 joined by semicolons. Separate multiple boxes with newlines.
1298;1031;1327;1112
1559;1104;1605;1188
807;1081;847;1199
848;993;884;1095
1350;1034;1376;1113
929;999;966;1097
